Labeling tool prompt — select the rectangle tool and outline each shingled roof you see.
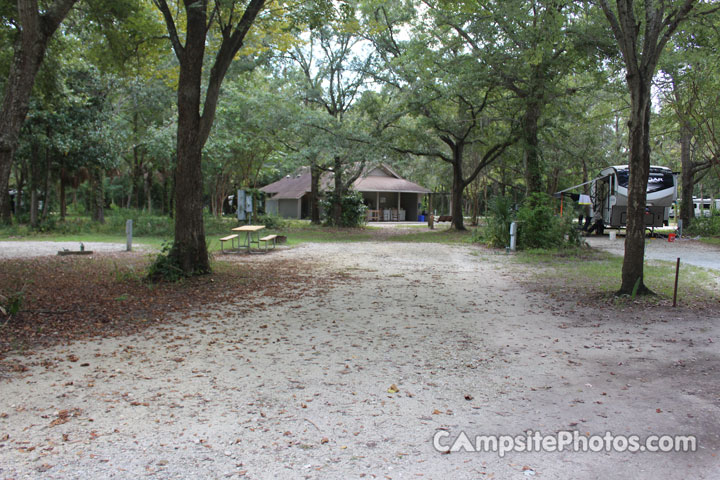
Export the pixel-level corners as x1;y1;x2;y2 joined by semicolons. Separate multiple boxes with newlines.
261;164;430;198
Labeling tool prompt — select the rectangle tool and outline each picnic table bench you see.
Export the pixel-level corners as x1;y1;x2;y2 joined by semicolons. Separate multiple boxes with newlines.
220;226;285;254
219;234;239;253
259;234;278;252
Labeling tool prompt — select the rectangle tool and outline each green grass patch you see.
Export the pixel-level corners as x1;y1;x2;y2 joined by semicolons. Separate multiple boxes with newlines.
516;247;719;308
2;211;476;252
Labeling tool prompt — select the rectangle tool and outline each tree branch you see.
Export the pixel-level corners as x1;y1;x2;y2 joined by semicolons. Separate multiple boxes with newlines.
153;0;185;60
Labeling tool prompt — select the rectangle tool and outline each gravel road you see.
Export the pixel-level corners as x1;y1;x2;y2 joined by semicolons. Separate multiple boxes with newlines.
584;235;720;271
1;242;718;479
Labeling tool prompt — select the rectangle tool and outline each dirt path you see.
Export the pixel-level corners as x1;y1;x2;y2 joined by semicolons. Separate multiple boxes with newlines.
1;242;718;479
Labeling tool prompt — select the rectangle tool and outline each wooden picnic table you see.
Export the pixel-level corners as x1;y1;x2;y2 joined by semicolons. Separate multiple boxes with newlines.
232;225;266;253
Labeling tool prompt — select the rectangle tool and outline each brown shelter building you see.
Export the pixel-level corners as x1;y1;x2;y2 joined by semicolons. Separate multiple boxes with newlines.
261;164;431;221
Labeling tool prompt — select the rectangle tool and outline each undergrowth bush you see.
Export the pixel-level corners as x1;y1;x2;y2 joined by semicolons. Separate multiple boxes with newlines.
255;213;289;229
480;193;579;250
483;196;514;248
146;242;187;282
321;190;367;227
687;211;720;236
516;193;579;249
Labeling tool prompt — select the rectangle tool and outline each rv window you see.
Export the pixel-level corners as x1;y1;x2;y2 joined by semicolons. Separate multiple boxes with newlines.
611;168;673;193
647;170;674;193
616;169;629;188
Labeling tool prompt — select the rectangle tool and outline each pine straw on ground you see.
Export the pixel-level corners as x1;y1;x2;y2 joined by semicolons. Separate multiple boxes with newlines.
0;252;345;362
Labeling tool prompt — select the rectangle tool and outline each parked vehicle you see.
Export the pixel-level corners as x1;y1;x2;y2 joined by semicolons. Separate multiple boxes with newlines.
589;165;677;229
692;198;720;218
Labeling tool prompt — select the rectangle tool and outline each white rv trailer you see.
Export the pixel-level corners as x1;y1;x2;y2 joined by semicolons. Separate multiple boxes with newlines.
693;198;720;217
590;165;677;229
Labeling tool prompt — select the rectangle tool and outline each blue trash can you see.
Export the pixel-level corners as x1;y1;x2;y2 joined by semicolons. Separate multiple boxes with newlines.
418;215;425;222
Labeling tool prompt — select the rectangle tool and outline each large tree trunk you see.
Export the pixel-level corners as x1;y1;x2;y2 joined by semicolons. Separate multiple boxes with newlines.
679;121;695;231
171;36;210;275
144;170;152;213
598;0;696;296
619;79;652;295
522;101;543;195
154;0;264;276
14;162;26;217
450;141;466;231
41;148;51;221
59;176;66;220
91;169;105;224
0;0;79;223
310;162;321;224
331;156;344;226
30;189;38;227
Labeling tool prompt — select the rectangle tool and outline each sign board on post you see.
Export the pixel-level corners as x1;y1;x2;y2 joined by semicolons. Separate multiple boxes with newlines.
245;194;253;224
237;190;246;221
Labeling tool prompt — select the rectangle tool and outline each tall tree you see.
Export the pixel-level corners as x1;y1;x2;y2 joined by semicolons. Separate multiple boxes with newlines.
364;3;516;230
597;0;700;295
288;16;375;226
152;0;266;275
0;0;79;223
437;0;586;194
656;15;720;230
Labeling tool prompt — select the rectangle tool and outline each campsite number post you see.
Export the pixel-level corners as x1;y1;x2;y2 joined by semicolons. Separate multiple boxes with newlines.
510;222;517;251
237;190;253;224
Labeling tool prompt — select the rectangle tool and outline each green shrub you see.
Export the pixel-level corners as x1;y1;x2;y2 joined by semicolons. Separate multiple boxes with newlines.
0;289;24;317
203;214;239;235
483;196;514;248
516;192;579;249
321;190;367;228
146;242;187;282
254;213;289;230
687;211;720;236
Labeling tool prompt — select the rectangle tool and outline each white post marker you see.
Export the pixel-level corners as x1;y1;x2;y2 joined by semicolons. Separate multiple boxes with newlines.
510;221;517;251
126;219;133;252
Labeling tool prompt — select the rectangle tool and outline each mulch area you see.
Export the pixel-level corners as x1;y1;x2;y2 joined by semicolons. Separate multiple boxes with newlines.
0;252;344;362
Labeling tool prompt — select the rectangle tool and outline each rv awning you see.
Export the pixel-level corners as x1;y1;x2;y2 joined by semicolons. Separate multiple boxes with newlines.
553;176;608;197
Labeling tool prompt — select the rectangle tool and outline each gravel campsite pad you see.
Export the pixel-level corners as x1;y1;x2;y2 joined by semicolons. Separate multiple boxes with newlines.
0;241;152;259
1;242;719;479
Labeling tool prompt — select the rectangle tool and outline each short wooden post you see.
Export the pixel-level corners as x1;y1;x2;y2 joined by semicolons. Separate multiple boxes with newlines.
126;219;133;252
673;257;680;307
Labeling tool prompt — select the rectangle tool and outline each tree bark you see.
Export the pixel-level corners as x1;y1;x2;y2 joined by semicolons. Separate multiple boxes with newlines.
172;17;210;274
679;121;695;230
30;189;38;227
144;170;152;213
522;100;543;194
91;168;105;224
620;86;652;295
598;0;696;296
59;176;66;219
41;147;51;221
14;161;26;217
154;0;265;275
450;142;466;231
310;162;321;224
332;156;344;226
0;0;79;223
